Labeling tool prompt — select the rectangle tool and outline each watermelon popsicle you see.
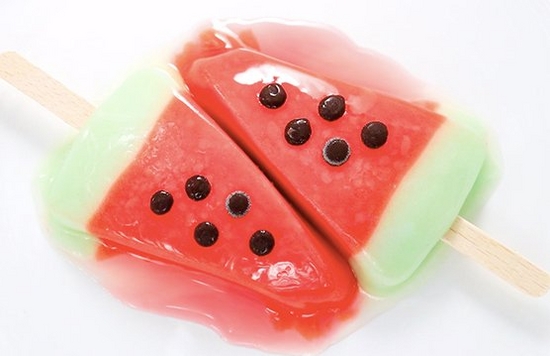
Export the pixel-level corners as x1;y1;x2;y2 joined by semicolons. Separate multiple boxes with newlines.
22;60;369;353
0;19;548;356
172;19;542;296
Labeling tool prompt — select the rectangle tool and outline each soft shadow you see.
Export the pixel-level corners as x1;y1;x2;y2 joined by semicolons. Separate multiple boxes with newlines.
0;83;75;152
444;245;550;340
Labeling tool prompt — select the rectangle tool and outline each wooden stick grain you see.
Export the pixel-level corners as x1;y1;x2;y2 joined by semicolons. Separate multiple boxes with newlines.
443;217;550;297
0;52;92;128
1;51;549;297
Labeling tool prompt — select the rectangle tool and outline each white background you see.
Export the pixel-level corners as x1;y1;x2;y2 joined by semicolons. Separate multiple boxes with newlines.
1;0;549;355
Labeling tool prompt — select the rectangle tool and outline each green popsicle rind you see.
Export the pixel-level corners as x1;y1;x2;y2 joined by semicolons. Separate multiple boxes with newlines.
38;67;181;258
352;117;490;295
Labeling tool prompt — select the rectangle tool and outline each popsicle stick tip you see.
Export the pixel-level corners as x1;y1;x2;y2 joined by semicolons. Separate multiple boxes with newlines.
0;51;93;128
443;216;550;297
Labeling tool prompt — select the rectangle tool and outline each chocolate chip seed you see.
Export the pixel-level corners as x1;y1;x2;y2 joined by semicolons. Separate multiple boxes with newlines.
249;230;275;256
194;221;219;247
259;83;287;109
150;190;174;215
323;138;351;166
285;118;312;145
226;191;251;217
361;121;388;148
185;175;211;201
318;95;345;121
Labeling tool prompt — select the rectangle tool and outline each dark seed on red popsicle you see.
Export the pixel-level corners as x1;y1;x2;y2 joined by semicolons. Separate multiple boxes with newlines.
150;190;174;215
323;138;350;166
318;95;345;121
194;221;219;247
285;118;312;145
185;175;211;201
226;191;251;217
250;230;275;256
259;83;287;109
361;121;388;148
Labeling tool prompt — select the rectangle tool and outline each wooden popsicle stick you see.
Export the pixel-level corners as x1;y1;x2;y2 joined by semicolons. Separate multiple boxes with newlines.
0;51;91;128
1;51;549;297
443;217;550;297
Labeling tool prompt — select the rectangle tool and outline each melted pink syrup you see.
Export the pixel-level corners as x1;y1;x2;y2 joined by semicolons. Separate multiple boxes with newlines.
81;250;367;355
210;19;429;101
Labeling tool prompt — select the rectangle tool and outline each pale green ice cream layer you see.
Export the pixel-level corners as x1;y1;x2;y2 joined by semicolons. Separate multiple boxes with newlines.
352;105;498;296
39;67;181;259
